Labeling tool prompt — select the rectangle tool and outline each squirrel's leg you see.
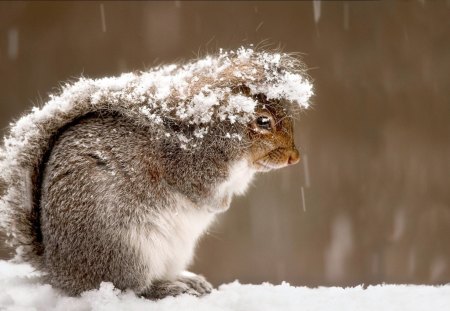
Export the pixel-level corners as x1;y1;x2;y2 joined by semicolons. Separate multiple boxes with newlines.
140;272;213;300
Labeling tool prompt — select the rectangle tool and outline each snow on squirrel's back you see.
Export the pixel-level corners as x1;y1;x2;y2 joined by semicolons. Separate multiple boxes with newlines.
0;260;449;311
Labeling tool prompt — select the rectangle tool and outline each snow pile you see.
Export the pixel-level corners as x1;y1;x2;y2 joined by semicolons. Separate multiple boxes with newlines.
0;261;449;311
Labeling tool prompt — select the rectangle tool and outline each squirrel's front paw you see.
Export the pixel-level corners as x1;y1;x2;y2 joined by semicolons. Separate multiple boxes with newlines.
140;272;212;300
177;271;213;296
141;280;200;300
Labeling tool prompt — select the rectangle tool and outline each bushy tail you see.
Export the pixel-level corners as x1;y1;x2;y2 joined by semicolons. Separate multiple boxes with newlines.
0;75;147;267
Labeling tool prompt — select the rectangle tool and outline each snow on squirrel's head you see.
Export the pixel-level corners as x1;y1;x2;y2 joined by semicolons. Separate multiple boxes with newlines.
136;46;314;125
113;46;308;163
142;46;314;169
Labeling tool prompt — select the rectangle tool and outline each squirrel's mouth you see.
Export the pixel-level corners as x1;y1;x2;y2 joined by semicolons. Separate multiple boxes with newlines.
253;160;288;172
252;147;300;172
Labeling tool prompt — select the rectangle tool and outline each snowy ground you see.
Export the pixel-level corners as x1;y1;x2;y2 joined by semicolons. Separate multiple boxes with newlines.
0;260;449;311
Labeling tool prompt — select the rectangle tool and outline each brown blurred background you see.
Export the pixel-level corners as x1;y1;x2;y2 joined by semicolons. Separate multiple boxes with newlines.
1;1;449;287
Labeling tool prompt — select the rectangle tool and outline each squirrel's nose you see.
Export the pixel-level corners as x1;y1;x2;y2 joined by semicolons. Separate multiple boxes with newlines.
287;148;300;165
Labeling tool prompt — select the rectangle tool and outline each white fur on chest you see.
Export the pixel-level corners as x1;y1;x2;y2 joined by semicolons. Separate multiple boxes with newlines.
127;197;214;282
217;159;255;197
126;160;254;284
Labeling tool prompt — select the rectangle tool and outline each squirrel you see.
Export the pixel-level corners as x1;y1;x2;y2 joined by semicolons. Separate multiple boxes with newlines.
0;47;313;299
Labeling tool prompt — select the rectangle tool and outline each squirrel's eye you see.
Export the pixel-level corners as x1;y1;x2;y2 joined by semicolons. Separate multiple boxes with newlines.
256;116;272;130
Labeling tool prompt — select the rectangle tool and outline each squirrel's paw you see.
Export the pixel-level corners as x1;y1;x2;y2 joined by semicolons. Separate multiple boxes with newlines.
177;271;213;296
141;272;212;300
141;279;200;300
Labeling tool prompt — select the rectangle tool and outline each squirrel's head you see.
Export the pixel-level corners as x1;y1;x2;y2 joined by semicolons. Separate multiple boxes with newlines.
246;94;299;172
226;85;300;171
123;47;313;155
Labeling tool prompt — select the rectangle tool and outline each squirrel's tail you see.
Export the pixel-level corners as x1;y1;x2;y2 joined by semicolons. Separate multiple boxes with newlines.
0;74;145;267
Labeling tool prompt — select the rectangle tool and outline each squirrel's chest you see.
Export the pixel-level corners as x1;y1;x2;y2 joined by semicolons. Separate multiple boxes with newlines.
127;201;215;281
217;159;256;197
